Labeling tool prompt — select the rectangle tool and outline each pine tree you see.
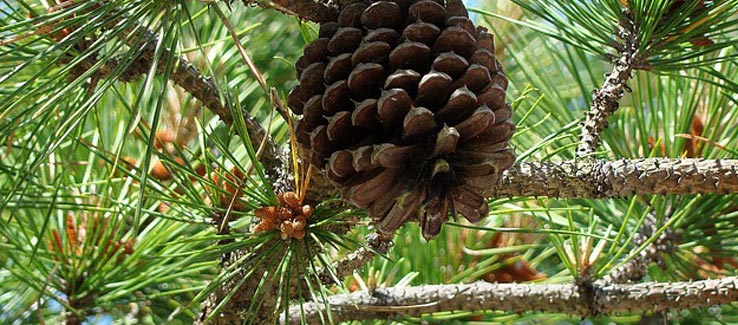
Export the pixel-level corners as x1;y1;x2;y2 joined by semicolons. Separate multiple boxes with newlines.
1;0;738;324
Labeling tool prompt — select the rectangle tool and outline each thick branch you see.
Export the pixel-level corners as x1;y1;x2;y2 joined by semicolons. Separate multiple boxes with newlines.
490;158;738;198
286;277;738;323
307;158;738;208
576;12;638;157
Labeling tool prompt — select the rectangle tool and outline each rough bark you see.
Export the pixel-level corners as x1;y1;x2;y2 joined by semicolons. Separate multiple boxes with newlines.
576;11;638;157
491;158;738;198
285;277;738;323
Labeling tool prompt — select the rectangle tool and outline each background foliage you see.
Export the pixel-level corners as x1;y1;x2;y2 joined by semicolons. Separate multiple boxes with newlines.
1;0;737;323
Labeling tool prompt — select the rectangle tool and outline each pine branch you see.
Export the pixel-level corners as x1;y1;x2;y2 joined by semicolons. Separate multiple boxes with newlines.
56;11;264;145
196;241;287;325
66;26;291;195
238;0;339;23
317;233;392;286
576;10;640;157
490;158;738;198
285;277;738;323
64;21;286;180
119;29;288;180
599;211;677;285
114;29;292;325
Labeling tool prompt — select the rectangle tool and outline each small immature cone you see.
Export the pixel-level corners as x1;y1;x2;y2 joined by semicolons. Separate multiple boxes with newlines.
289;0;515;239
150;160;171;180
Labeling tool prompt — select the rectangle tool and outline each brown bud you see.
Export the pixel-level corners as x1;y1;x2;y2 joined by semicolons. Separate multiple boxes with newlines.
124;238;136;255
120;156;137;171
301;205;314;218
253;221;274;233
231;167;245;181
47;241;57;257
278;207;293;221
158;201;171;213
65;213;77;248
293;215;307;231
282;191;301;210
690;36;714;47
223;173;240;196
173;157;185;166
51;229;64;254
150;161;171;181
154;130;175;150
195;163;207;176
280;221;295;235
255;206;278;221
293;229;306;240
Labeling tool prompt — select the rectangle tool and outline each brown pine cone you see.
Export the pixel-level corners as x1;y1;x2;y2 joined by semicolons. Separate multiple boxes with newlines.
288;0;515;239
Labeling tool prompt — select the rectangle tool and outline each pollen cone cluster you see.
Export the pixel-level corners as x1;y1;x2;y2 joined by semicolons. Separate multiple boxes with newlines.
288;0;515;239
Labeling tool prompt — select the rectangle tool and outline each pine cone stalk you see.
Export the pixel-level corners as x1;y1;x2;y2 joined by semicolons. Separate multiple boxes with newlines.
288;0;515;239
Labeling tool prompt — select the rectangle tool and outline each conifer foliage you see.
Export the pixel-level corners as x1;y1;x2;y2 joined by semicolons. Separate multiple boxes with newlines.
1;0;738;323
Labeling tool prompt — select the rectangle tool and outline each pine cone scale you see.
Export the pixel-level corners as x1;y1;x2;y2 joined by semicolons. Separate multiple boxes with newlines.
377;187;426;233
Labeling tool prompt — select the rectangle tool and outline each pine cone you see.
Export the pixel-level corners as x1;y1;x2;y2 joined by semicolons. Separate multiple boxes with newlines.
288;0;515;239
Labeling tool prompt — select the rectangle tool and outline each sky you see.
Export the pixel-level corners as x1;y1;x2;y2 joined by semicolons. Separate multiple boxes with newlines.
465;0;483;22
